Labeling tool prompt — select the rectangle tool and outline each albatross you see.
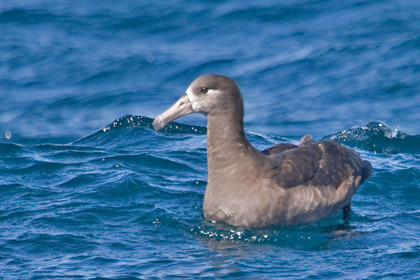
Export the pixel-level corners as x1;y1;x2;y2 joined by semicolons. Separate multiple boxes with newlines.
153;74;371;228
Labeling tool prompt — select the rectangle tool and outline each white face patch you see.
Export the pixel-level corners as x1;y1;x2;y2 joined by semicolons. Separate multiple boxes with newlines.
192;103;202;111
186;87;197;102
206;89;217;95
186;87;200;112
186;87;220;113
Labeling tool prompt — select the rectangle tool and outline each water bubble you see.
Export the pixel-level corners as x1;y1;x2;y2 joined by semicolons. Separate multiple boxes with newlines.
146;54;155;63
5;131;12;139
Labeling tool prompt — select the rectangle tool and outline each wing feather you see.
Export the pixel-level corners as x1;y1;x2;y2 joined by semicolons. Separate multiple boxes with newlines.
264;141;371;190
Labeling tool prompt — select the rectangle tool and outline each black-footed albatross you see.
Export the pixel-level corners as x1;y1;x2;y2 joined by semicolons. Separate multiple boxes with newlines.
153;74;371;228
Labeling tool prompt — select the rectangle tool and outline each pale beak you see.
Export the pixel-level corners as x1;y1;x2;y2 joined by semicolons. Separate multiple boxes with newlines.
153;93;194;131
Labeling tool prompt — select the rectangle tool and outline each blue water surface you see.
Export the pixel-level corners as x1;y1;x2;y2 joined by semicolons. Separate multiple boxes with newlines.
1;0;420;279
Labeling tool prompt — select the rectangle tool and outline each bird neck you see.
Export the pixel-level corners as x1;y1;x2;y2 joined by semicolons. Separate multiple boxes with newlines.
206;110;268;182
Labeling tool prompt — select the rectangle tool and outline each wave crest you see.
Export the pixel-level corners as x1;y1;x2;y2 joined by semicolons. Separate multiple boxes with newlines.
325;121;420;154
75;117;419;155
74;115;206;146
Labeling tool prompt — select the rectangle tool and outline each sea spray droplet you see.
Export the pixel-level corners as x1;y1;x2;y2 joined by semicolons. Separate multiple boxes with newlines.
146;54;155;63
5;131;11;139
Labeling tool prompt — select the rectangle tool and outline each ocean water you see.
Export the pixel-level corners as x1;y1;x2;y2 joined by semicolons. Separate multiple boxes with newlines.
1;0;420;279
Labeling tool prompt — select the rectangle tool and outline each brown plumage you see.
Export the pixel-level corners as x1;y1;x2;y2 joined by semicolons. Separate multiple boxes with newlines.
153;74;371;228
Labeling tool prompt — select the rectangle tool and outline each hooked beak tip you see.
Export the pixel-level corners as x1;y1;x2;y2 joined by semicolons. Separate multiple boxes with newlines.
152;117;164;131
152;93;194;132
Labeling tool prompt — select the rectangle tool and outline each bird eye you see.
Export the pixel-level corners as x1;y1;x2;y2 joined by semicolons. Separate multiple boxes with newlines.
200;87;209;94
